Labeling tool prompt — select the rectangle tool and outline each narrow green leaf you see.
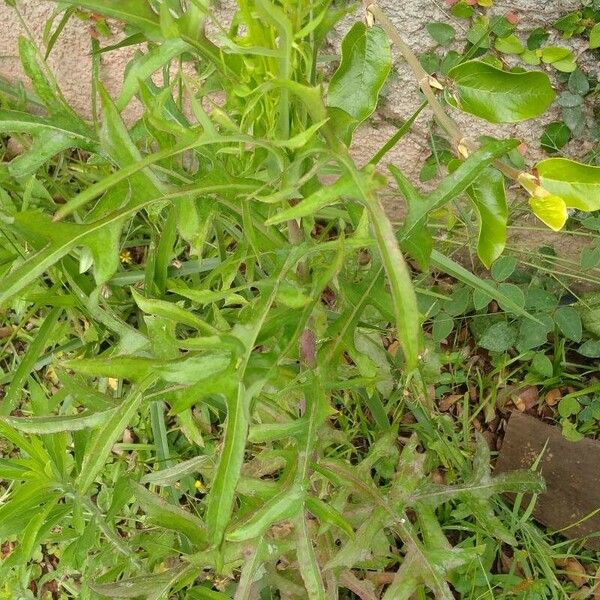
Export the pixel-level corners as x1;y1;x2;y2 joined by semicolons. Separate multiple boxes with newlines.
205;383;249;546
226;484;304;542
430;250;539;322
400;139;518;248
305;496;354;536
48;0;161;37
265;175;355;225
296;512;327;599
116;39;189;110
90;565;193;599
1;407;117;434
141;456;212;486
132;482;207;547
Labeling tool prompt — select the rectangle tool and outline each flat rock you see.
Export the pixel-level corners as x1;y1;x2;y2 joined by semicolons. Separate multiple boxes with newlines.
495;411;600;550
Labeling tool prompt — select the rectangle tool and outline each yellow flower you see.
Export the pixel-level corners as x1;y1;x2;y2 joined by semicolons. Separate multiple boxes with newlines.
119;249;133;264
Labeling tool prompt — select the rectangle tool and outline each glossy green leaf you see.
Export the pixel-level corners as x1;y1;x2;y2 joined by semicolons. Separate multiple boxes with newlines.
536;158;600;212
466;167;508;268
448;60;555;123
327;22;392;143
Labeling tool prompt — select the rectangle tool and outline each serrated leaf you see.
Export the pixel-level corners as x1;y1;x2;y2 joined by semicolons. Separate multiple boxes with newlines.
448;60;555;123
226;484;304;542
132;482;206;547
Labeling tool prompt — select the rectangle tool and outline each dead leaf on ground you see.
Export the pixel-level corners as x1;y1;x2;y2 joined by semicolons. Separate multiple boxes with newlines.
556;558;588;588
439;393;462;412
512;386;539;412
592;566;600;600
545;388;562;407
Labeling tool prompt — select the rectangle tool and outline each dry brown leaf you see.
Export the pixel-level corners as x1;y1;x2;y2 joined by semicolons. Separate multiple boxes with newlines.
592;566;600;600
513;386;539;412
387;340;400;358
545;388;562;407
439;394;462;412
557;558;588;588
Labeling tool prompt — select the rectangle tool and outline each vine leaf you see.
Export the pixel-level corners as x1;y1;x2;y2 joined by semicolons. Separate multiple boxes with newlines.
536;158;600;212
466;167;508;268
448;60;555;123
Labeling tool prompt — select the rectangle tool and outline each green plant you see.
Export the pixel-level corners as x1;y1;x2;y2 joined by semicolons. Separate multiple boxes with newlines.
0;1;599;598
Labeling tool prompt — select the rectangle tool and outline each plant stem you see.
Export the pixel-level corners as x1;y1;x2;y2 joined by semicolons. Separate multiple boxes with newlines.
366;3;461;145
366;2;524;183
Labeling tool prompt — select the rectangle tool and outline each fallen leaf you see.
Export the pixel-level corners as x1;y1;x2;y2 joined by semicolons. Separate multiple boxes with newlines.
506;11;519;25
439;393;462;411
593;566;600;600
545;388;562;407
387;340;400;358
513;386;539;412
556;558;588;588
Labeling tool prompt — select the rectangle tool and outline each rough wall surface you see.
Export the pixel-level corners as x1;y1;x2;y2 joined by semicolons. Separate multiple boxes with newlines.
0;0;594;276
